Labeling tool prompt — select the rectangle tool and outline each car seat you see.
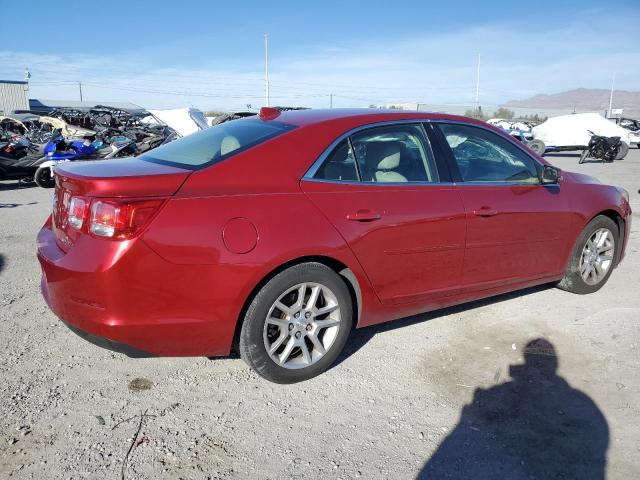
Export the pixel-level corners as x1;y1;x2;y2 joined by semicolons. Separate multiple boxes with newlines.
362;141;407;182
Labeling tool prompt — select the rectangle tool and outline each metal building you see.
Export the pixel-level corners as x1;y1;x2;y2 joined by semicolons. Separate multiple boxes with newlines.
0;80;29;115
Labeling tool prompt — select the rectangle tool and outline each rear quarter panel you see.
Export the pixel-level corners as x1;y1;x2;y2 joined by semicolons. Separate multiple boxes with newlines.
141;191;382;346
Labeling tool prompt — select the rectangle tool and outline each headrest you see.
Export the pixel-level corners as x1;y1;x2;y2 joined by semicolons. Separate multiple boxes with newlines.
364;141;402;170
221;136;241;156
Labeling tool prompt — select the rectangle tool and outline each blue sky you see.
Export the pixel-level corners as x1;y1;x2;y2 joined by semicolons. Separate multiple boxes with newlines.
1;0;639;110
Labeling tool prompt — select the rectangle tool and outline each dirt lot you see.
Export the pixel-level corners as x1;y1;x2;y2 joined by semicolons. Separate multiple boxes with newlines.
1;150;639;479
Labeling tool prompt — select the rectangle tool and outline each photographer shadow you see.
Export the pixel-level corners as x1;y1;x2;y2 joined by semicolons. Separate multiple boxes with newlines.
419;338;609;480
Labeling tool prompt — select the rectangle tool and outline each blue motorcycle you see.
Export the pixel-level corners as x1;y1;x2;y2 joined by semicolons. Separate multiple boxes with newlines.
34;129;137;188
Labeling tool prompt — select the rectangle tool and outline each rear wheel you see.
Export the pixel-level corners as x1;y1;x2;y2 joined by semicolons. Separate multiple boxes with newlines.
615;141;629;160
239;262;353;383
556;215;619;294
34;166;55;188
579;148;590;164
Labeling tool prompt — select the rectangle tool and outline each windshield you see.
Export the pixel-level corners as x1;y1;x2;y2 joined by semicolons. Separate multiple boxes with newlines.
139;118;295;170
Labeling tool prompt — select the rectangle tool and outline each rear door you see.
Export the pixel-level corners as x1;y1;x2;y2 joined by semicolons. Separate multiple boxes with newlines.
301;123;466;305
431;122;572;288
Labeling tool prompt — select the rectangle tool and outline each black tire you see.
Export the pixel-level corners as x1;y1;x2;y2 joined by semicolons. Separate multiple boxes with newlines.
34;166;55;188
579;149;590;164
615;141;629;160
239;262;353;383
528;139;545;156
556;215;619;294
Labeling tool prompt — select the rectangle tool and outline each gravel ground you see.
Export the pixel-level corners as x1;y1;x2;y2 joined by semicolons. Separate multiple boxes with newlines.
1;150;639;479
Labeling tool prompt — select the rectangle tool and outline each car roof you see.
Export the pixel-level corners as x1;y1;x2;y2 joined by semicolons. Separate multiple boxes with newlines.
274;108;484;129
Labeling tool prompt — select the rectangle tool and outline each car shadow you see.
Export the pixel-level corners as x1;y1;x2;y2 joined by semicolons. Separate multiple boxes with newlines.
335;284;551;367
417;338;609;479
0;254;5;275
0;202;38;208
544;153;582;158
0;181;36;191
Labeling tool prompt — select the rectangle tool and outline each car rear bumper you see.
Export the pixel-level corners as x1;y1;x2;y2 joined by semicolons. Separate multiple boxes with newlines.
61;315;155;358
37;218;236;357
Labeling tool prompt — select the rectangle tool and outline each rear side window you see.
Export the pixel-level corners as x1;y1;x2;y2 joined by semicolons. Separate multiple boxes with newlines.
438;123;539;183
140;118;294;170
314;139;358;181
350;124;438;183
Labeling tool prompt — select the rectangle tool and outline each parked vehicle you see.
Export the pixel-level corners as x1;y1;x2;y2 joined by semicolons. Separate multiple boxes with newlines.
609;117;640;148
579;131;623;164
33;129;139;188
0;131;44;181
37;108;632;383
1;107;181;185
145;108;210;136
532;113;631;159
486;118;545;155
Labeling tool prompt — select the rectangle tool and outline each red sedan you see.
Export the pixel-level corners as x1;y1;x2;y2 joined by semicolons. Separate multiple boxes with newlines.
37;108;631;383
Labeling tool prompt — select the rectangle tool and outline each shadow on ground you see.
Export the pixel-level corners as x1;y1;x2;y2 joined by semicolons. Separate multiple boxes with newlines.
0;254;5;275
544;153;581;158
417;338;609;479
335;284;551;367
0;180;36;191
0;202;39;208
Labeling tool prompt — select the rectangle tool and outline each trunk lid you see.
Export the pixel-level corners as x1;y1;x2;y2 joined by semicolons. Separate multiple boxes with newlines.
52;157;191;251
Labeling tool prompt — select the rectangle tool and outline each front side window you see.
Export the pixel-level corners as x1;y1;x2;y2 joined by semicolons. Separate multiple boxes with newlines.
350;124;438;183
438;123;539;183
140;118;294;170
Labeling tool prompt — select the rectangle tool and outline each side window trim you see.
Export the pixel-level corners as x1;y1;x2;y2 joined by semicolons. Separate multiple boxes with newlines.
422;122;456;183
347;136;363;182
304;120;452;185
431;121;544;185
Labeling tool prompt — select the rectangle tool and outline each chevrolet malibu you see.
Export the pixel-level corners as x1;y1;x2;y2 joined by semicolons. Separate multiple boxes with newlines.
37;108;632;383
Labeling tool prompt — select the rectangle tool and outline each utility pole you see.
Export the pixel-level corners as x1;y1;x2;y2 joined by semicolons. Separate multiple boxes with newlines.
329;93;333;108
24;67;31;94
264;34;270;107
608;74;615;117
474;53;481;115
78;81;83;102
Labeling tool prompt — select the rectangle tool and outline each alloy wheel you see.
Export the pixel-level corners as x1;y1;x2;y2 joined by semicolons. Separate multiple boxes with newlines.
263;282;341;369
579;228;615;285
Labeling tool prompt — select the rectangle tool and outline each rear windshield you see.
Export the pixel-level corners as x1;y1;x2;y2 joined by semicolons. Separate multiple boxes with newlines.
139;118;295;170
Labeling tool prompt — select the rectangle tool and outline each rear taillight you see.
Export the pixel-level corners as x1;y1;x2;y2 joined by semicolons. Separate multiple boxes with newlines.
89;199;165;239
64;196;164;239
68;197;88;230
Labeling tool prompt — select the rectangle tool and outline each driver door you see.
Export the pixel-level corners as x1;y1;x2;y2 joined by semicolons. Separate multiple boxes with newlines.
432;122;572;288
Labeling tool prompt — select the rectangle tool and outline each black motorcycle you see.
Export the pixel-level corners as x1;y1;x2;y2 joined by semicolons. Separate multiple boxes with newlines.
579;130;623;164
0;132;44;182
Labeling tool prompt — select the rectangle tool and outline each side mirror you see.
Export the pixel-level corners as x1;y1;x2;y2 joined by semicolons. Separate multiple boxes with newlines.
541;165;561;185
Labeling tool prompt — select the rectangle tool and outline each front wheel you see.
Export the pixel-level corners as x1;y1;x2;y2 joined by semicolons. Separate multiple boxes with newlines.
579;148;590;164
556;215;619;294
34;166;55;188
239;263;353;383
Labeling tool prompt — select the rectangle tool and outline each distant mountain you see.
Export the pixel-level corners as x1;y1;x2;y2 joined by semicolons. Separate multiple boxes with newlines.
504;88;640;118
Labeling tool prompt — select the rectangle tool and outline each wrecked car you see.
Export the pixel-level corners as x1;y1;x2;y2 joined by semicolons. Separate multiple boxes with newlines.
532;113;632;159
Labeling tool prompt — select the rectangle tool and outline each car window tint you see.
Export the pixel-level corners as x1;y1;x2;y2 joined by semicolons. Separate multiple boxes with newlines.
314;139;359;181
139;118;294;170
350;124;438;183
439;123;539;183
